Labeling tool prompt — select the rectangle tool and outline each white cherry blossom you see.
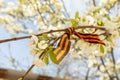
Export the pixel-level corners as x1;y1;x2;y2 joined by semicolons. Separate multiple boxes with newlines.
29;35;38;46
86;16;95;25
38;40;48;49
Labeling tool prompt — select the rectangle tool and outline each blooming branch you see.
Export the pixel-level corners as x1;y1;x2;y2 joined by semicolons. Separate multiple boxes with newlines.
21;34;62;80
0;26;110;43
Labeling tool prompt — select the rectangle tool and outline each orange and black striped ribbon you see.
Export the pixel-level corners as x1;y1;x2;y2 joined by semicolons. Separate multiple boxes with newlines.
74;31;105;45
65;27;105;45
53;27;105;64
53;27;75;64
53;34;71;64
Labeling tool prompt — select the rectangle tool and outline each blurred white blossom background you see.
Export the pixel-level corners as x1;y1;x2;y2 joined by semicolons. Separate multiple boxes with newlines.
0;0;120;80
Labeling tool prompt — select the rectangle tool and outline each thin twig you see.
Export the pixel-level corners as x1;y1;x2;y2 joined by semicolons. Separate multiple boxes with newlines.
29;0;49;27
0;26;110;43
76;26;111;37
21;35;62;80
0;29;65;43
92;0;96;7
111;48;119;80
21;64;35;80
36;4;49;27
111;48;115;64
85;68;90;80
61;0;70;18
48;0;65;23
100;57;112;80
39;35;62;59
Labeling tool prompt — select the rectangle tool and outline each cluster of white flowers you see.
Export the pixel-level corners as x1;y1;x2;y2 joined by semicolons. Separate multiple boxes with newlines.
71;4;120;56
29;35;38;55
0;16;5;24
29;35;48;67
29;35;48;55
64;1;120;79
0;0;5;8
0;15;24;34
0;0;66;35
35;0;65;32
99;0;117;9
85;16;95;25
88;55;98;68
5;24;23;35
116;59;120;72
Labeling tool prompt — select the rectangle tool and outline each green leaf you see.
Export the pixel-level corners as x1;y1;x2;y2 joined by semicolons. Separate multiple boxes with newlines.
106;36;112;42
38;34;48;42
63;18;68;21
40;50;49;65
70;19;78;26
19;0;25;4
100;45;104;53
93;8;101;14
42;34;48;39
106;16;111;20
34;0;37;3
118;30;120;36
82;18;86;22
18;77;23;80
97;21;104;26
75;11;79;19
38;36;42;41
43;56;49;65
49;49;58;64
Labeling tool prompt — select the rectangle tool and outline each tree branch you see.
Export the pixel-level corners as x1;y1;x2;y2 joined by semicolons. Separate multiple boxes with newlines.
111;48;119;80
21;64;35;80
47;0;66;23
92;0;96;7
0;29;64;43
100;57;112;80
85;68;90;80
21;35;61;80
61;0;70;18
0;26;110;43
28;0;49;27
